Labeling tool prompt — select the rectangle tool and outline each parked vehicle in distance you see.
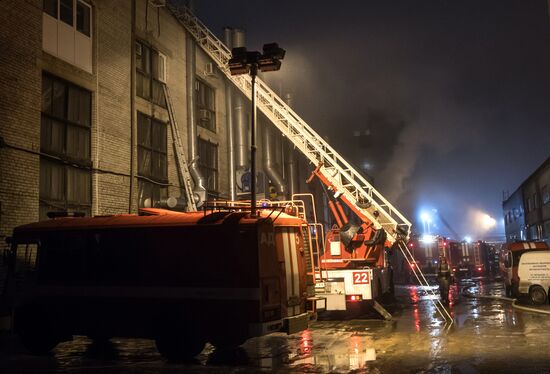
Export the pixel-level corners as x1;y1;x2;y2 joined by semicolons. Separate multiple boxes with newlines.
517;251;550;304
498;241;550;299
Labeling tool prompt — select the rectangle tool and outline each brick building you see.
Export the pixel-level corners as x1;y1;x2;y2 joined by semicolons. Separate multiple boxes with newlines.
0;0;309;280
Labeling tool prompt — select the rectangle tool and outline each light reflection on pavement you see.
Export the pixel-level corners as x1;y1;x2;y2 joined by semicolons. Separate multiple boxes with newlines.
2;278;550;373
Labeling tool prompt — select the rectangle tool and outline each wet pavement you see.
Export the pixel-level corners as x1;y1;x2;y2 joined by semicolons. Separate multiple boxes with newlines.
2;277;550;373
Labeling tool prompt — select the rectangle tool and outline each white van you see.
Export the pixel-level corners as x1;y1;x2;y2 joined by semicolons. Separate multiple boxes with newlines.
517;251;550;305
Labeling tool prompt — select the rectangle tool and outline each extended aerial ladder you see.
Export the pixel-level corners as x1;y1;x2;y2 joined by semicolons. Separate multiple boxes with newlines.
166;2;452;323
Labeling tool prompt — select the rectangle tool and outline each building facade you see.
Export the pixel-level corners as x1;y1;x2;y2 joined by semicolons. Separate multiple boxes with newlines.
0;0;306;278
503;156;550;244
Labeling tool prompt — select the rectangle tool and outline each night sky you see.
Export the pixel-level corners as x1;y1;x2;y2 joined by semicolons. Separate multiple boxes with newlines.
194;0;550;240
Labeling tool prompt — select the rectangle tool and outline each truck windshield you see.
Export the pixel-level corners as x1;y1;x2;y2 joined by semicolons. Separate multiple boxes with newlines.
13;242;39;277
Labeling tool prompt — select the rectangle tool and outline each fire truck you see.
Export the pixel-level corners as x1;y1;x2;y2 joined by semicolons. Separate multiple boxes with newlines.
406;235;447;275
252;192;397;316
448;240;491;278
299;166;408;315
167;3;419;316
4;208;309;359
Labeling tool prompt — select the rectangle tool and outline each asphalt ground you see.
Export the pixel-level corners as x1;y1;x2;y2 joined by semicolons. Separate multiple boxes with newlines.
2;277;550;373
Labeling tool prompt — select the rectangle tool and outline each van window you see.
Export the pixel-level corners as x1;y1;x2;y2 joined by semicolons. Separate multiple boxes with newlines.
504;252;512;268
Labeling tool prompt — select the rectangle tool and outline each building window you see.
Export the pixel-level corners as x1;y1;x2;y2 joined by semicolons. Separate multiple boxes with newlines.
136;41;166;107
533;193;538;210
59;0;73;25
76;1;91;36
42;0;92;72
44;0;90;34
137;112;167;207
44;0;57;17
543;185;550;205
526;197;532;213
530;225;539;240
195;79;216;132
40;74;91;219
198;138;218;196
544;220;550;240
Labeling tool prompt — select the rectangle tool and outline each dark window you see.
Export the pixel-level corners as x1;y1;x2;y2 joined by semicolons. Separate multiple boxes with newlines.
138;180;168;209
60;0;73;25
543;185;549;205
136;41;166;107
76;1;91;36
197;138;218;196
533;193;538;210
44;0;92;38
137;112;167;207
40;74;91;219
43;0;58;17
41;74;91;162
195;79;216;132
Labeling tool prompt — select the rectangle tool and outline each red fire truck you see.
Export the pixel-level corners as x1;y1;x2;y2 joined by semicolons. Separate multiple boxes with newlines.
299;166;410;315
448;240;490;278
5;208;310;359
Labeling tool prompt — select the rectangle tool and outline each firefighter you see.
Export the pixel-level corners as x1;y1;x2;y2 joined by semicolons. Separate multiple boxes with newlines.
437;256;451;304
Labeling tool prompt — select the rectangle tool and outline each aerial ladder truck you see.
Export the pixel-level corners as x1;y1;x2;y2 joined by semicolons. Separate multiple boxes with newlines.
166;2;452;322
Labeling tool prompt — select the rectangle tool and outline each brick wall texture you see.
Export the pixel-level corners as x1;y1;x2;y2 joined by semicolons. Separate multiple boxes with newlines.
0;0;235;288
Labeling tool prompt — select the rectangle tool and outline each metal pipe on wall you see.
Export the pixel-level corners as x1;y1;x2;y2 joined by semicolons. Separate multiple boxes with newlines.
284;93;298;198
186;0;206;206
263;121;285;195
224;28;236;200
129;0;136;213
232;29;248;172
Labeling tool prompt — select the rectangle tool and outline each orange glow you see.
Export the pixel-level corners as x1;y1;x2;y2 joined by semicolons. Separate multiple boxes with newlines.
413;307;420;332
300;330;312;354
409;286;419;303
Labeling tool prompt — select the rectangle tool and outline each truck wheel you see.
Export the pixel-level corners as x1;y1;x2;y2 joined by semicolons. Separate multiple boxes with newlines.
155;333;205;362
87;334;112;344
211;334;246;350
15;307;59;355
529;285;547;305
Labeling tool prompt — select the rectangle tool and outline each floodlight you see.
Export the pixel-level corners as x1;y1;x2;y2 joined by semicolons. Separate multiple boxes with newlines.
262;43;285;60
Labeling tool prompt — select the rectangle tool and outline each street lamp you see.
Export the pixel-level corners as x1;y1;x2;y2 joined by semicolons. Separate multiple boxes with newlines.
228;43;285;216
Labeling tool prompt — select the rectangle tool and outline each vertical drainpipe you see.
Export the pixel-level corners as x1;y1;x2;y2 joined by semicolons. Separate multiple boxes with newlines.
284;93;297;198
93;0;100;215
224;28;236;200
186;0;206;207
129;0;136;213
263;122;285;195
232;29;249;176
